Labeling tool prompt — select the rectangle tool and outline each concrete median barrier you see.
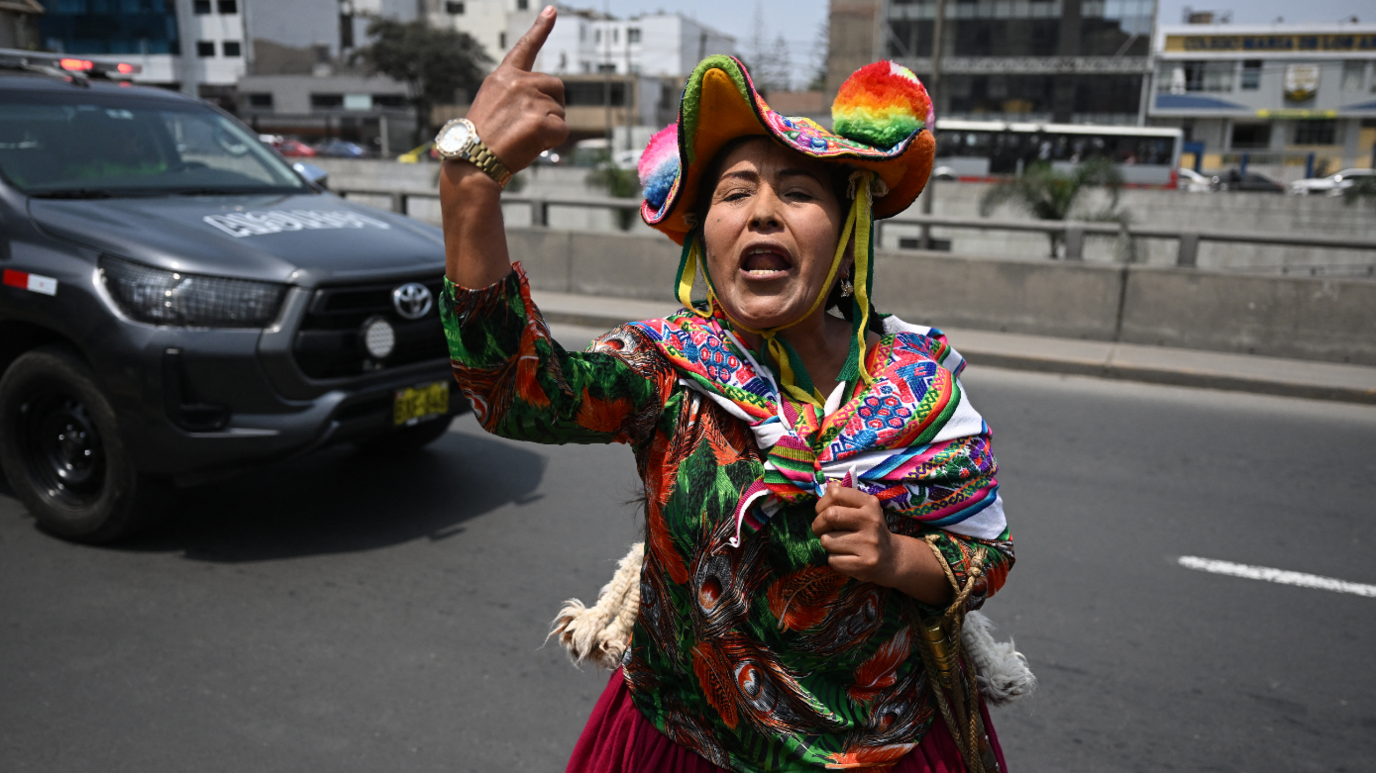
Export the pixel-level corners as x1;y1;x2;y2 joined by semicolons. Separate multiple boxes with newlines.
503;227;1375;367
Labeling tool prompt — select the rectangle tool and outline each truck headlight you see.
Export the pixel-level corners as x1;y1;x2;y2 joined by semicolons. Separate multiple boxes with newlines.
100;256;286;328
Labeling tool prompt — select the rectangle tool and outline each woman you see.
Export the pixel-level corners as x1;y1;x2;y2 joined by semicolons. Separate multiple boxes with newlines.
438;8;1014;772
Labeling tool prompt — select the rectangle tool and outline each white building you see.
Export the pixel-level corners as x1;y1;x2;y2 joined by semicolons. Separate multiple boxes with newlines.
1147;22;1376;175
423;0;538;66
533;8;735;78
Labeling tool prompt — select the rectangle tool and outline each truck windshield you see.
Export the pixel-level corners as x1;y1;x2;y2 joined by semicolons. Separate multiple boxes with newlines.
0;90;310;197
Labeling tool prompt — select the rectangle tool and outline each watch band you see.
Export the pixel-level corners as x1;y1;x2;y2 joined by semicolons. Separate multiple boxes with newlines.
466;140;513;189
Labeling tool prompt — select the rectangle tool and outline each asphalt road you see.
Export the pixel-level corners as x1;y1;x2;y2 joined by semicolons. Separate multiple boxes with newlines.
3;343;1374;772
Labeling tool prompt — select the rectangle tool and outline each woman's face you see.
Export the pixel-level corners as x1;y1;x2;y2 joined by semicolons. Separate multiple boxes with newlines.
701;139;845;331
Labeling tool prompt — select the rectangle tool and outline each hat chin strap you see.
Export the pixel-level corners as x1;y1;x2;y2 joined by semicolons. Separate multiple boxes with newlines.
674;171;878;409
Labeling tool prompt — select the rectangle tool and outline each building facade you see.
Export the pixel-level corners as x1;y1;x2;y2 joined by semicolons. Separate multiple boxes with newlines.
36;0;249;101
830;0;1157;125
422;0;536;66
1147;23;1376;174
532;8;735;79
0;0;44;50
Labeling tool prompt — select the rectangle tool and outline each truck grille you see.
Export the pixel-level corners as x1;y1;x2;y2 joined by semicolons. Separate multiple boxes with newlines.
292;278;448;379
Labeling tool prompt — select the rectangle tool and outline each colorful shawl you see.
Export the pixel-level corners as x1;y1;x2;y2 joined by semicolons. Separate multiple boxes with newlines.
627;310;1007;547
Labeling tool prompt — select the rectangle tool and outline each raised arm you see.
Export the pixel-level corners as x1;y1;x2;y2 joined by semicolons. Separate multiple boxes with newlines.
440;6;568;288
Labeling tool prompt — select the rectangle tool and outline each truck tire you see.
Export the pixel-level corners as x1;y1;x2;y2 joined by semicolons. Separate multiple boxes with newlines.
0;346;169;543
355;415;454;456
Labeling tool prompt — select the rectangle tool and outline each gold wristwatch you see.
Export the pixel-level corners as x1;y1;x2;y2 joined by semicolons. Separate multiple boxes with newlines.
434;118;513;188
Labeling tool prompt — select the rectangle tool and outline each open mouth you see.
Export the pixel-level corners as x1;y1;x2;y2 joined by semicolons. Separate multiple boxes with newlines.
740;245;793;277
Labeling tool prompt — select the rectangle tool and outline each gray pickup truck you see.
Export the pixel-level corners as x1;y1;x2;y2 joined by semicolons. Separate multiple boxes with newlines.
0;52;465;543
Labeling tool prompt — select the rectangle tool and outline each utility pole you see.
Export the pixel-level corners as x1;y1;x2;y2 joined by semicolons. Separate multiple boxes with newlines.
604;2;614;156
919;0;946;250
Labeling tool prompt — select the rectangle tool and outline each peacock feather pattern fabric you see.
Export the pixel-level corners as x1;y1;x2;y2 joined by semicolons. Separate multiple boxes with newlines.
441;266;1014;773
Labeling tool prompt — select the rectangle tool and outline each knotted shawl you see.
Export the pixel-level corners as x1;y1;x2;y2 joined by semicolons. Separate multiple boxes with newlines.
627;310;1007;546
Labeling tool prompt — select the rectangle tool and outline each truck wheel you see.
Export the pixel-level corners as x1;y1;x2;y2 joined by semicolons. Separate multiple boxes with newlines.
356;415;454;456
0;347;168;543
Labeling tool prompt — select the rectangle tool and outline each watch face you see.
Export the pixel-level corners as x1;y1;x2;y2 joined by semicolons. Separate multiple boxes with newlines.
435;120;473;157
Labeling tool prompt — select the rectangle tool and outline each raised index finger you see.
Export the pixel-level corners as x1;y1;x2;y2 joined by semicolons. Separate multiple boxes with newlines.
503;5;557;72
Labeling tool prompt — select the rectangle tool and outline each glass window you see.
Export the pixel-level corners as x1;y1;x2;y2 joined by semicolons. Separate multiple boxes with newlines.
196;40;215;57
38;0;181;55
1341;60;1365;91
247;93;273;108
0;93;308;195
1230;123;1270;149
217;0;237;13
445;1;464;14
517;0;529;9
563;81;627;106
222;41;241;57
193;0;211;13
1181;61;1233;92
1293;120;1337;146
499;32;506;48
310;93;344;109
628;27;641;44
1240;60;1261;90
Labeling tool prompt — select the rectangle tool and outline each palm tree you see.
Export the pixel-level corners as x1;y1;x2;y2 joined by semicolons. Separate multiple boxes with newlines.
978;157;1126;258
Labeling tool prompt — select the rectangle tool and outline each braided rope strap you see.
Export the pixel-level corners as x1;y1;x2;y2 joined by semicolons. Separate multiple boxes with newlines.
918;535;1010;773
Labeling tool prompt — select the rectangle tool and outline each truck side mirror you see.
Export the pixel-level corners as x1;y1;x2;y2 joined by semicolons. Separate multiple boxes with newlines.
292;162;329;190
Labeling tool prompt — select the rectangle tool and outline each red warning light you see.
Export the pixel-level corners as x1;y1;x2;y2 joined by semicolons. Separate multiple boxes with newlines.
116;63;136;74
59;58;94;72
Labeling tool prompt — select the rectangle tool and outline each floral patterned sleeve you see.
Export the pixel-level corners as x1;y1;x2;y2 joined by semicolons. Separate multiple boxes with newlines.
929;529;1015;613
440;263;673;446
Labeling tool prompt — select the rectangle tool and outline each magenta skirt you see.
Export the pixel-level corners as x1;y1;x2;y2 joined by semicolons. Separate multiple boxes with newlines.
567;669;1009;773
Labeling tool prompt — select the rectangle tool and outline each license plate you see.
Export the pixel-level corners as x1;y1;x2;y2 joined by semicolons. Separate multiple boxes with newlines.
393;381;449;426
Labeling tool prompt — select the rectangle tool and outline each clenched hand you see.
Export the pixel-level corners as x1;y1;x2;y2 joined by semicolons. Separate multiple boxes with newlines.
812;480;954;606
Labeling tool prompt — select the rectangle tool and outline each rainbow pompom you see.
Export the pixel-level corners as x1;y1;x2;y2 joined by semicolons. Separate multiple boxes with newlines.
831;61;932;150
639;124;680;210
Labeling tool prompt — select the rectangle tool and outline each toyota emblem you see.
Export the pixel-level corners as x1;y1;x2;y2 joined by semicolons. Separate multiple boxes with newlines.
392;282;433;320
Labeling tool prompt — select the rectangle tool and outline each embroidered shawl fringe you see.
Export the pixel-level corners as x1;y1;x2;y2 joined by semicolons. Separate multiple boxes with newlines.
548;542;1036;707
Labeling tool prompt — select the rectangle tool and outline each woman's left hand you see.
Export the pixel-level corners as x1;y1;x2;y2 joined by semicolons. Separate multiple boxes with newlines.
812;481;954;605
812;481;898;586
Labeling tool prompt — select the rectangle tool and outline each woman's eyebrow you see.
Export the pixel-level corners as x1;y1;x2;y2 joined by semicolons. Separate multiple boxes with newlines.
718;169;760;183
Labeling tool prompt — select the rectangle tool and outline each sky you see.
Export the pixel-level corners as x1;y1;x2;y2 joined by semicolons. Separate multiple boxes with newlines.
583;0;1370;89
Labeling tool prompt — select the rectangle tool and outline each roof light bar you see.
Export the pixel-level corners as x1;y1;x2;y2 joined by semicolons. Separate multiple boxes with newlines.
0;47;142;79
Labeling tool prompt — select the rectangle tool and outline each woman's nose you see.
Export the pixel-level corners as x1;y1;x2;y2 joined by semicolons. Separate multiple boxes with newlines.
748;187;783;229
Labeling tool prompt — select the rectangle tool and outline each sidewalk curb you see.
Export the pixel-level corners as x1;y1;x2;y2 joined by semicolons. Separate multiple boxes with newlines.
965;352;1376;406
541;309;1376;407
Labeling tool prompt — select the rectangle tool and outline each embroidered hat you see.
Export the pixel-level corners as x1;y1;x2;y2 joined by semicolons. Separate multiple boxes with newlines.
638;56;936;245
637;56;937;410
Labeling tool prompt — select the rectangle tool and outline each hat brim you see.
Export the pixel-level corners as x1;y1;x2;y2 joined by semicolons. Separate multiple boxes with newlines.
642;56;935;246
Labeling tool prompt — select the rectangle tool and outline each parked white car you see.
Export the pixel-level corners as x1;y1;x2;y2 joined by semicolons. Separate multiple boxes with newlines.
1177;167;1213;192
1288;168;1376;195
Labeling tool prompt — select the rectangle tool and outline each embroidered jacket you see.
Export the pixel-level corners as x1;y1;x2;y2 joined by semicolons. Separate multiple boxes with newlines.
441;265;1014;773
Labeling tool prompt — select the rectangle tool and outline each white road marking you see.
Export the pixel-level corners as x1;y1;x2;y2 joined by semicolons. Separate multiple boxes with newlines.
1179;556;1376;598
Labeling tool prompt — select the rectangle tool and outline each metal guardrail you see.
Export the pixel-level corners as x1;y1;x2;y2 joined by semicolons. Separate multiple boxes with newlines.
336;188;1376;269
884;215;1376;267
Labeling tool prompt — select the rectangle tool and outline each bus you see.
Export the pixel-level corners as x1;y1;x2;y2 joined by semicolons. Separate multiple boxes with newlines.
933;119;1184;188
